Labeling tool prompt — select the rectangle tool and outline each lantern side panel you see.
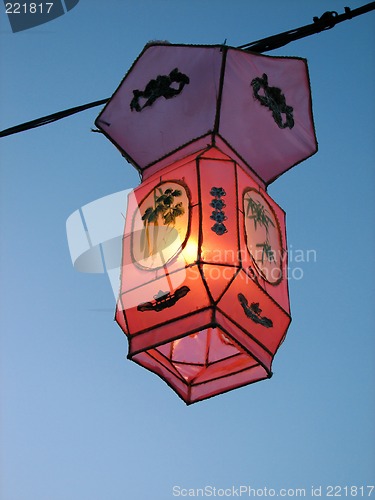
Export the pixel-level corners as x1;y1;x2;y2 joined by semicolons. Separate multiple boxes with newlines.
190;362;269;404
128;305;214;356
131;326;270;404
237;166;290;313
220;49;317;184
96;45;222;171
217;269;291;356
198;156;240;266
122;266;210;337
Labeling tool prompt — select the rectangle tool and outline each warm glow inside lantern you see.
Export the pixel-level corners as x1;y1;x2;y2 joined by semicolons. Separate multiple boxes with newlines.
115;146;291;403
96;43;317;403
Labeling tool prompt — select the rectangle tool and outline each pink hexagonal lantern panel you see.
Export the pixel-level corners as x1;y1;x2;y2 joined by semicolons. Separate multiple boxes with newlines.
95;43;317;185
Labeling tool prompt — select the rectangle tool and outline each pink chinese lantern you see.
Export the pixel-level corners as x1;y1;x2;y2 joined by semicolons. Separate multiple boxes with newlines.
95;43;317;404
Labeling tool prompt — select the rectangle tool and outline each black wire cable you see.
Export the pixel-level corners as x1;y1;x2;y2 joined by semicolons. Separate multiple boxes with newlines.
0;98;109;138
1;2;374;139
239;2;375;52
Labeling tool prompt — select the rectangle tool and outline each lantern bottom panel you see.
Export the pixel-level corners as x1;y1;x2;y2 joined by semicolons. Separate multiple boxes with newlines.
129;326;271;404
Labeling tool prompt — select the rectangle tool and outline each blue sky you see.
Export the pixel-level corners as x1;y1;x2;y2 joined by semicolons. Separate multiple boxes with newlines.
1;1;374;499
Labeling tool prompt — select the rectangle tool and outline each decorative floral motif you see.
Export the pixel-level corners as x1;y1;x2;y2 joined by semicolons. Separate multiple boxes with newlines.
210;186;227;235
210;199;225;210
211;223;227;235
130;68;190;112
210;187;226;198
210;211;226;223
251;73;294;130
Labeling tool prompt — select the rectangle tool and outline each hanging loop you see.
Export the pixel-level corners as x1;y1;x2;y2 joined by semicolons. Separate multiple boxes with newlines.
313;11;339;31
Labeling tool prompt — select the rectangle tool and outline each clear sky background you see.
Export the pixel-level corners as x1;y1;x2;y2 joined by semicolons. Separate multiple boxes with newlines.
0;1;374;499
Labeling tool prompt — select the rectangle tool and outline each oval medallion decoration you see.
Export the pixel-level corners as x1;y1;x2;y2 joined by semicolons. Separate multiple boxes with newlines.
132;182;190;270
243;189;283;284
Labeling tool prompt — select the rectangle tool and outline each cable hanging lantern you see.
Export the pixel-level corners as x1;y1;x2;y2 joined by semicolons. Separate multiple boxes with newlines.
1;5;373;403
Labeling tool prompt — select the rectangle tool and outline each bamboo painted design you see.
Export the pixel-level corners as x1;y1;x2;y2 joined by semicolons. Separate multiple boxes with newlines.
245;195;275;264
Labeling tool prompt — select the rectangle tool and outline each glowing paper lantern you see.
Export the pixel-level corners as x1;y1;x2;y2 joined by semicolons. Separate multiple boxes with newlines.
95;43;317;403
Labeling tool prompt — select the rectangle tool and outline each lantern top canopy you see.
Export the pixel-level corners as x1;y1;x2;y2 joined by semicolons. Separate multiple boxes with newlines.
96;43;317;185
